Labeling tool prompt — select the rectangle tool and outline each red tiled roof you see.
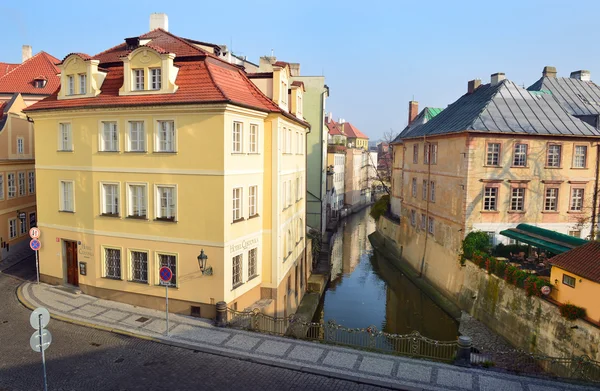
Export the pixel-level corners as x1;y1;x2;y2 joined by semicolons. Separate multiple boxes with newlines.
0;62;18;76
273;61;289;68
0;52;60;95
291;81;305;90
342;122;368;139
247;72;273;79
550;241;600;283
60;53;93;63
326;120;344;136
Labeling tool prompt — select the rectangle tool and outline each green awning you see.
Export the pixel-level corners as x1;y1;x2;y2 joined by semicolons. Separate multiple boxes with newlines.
499;224;588;255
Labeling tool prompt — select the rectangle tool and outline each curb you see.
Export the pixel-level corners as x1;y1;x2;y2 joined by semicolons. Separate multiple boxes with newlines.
16;283;421;391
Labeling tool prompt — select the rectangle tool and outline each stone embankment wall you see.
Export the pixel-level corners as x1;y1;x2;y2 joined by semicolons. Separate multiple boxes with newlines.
376;216;600;362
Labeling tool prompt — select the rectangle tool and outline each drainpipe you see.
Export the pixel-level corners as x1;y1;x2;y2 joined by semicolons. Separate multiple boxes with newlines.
591;142;600;240
419;136;431;277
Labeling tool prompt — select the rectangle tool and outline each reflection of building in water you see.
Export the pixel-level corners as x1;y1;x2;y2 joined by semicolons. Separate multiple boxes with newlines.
342;219;360;274
329;230;343;282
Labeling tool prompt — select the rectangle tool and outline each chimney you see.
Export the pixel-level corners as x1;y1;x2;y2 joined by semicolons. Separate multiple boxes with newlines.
289;63;301;77
408;101;418;125
570;70;591;81
22;45;32;63
543;66;557;78
149;13;168;31
468;79;481;94
326;112;333;123
491;73;505;86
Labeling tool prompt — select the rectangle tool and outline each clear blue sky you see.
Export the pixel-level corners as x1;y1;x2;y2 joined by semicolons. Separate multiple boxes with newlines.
2;0;600;141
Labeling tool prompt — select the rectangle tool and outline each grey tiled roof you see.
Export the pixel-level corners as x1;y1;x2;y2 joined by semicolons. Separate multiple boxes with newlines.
527;76;600;116
394;107;441;142
403;80;600;139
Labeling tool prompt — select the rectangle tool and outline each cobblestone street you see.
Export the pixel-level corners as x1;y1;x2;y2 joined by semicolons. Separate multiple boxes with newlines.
0;256;385;391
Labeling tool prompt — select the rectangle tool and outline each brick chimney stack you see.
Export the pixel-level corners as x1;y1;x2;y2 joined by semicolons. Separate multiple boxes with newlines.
150;13;168;31
468;79;481;94
543;66;557;78
408;101;419;125
22;45;32;63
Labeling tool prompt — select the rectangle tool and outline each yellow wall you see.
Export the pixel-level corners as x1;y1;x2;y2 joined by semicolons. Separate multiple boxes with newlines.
551;266;600;322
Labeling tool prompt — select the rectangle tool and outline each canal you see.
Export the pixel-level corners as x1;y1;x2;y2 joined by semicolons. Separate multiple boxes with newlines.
314;206;459;341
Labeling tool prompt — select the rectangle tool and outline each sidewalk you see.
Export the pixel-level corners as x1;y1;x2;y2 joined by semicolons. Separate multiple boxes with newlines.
18;282;598;391
0;246;34;272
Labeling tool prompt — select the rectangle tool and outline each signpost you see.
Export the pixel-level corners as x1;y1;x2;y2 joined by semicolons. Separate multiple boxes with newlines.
30;234;41;284
541;286;551;296
159;266;172;336
30;307;51;391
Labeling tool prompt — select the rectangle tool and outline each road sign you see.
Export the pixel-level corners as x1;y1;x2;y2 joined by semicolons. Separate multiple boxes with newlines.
30;307;50;329
30;329;52;352
30;239;41;251
29;227;40;239
159;266;173;283
541;286;551;295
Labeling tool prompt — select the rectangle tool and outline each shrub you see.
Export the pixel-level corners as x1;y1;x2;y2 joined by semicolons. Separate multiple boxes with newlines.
370;195;389;220
493;243;529;258
504;265;518;285
559;303;587;320
462;231;491;259
494;260;507;278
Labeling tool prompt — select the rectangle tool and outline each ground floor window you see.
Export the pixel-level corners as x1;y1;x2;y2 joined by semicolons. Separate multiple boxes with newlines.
9;219;17;239
232;254;242;287
104;248;122;279
130;251;148;283
248;248;257;279
158;253;177;286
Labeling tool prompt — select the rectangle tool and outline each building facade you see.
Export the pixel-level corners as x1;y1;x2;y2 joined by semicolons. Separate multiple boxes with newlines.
327;148;346;219
26;26;310;319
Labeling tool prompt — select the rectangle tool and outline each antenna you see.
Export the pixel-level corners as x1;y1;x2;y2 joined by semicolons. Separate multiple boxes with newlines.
271;48;274;57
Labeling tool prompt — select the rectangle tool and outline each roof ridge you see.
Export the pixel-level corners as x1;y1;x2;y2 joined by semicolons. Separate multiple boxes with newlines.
236;66;281;112
468;80;509;131
0;51;59;82
203;60;229;102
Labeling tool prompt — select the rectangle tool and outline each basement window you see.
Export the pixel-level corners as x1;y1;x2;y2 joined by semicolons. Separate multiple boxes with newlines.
190;306;201;318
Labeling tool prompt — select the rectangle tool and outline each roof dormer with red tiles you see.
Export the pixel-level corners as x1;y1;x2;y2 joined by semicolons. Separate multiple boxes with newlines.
58;53;107;100
273;62;291;112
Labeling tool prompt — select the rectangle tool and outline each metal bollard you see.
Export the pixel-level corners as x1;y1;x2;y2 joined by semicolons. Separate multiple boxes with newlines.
455;336;472;366
215;301;227;327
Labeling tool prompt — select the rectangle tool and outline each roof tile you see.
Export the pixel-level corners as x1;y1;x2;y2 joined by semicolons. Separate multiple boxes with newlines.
342;122;368;139
0;52;60;95
550;241;600;283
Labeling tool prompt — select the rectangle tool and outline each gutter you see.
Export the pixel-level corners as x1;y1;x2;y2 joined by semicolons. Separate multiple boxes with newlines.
591;142;600;239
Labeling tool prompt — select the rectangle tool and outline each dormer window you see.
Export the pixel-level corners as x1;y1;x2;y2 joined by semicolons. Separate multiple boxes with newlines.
150;68;162;90
79;74;87;94
67;75;75;95
280;81;288;105
133;69;144;90
33;77;47;88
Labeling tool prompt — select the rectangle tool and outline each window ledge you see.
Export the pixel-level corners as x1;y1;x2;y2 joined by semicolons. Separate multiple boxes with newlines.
231;152;244;155
247;274;259;282
570;167;587;170
127;215;148;220
248;214;260;220
125;151;148;154
129;280;149;285
153;151;177;154
507;211;526;214
483;164;501;168
567;210;584;214
247;152;260;155
231;282;244;291
541;211;559;214
544;166;562;169
99;150;120;153
102;276;122;281
510;165;528;169
100;213;120;218
232;217;245;224
57;150;74;152
59;210;75;214
154;217;176;223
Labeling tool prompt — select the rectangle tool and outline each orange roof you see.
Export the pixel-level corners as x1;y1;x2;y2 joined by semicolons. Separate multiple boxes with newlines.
0;62;18;76
0;52;60;95
550;241;600;283
342;122;368;139
326;119;344;136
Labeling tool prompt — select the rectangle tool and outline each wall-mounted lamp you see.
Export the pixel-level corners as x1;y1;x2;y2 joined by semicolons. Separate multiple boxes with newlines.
197;249;213;276
554;279;559;284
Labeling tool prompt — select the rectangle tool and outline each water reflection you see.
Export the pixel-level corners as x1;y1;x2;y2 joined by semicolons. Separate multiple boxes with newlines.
315;207;458;341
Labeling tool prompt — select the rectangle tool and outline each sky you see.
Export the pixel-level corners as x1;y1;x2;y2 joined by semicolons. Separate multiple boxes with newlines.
2;0;600;141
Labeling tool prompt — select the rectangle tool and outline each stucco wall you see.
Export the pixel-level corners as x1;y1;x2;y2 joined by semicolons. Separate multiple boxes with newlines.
550;265;600;322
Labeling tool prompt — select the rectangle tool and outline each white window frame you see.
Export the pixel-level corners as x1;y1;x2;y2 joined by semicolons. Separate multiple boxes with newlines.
412;178;417;197
128;121;146;152
431;143;438;164
422;180;427;200
420;214;426;230
573;145;587;168
430;181;436;202
248;248;258;279
155;120;176;152
280;81;287;105
286;180;291;207
233;187;242;221
133;69;144;91
547;144;562;167
8;218;17;239
127;183;148;218
232;254;243;287
67;75;74;95
296;132;300;154
287;129;292;153
100;182;120;216
103;246;122;279
129;249;149;284
157;252;177;287
413;144;419;164
510;188;525;211
486;143;500;166
410;210;416;226
58;122;72;151
483;186;498;211
17;137;24;154
60;180;75;212
232;121;243;153
249;123;258;153
249;185;257;217
100;121;119;152
428;217;435;234
17;172;25;197
150;68;161;90
79;73;86;94
155;185;177;221
513;143;527;167
562;274;576;288
544;188;558;212
7;173;16;199
570;188;584;211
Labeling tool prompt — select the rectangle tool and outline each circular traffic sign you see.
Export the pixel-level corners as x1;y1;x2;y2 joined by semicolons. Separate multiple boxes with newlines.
29;227;40;239
30;239;41;251
541;286;551;295
159;266;172;283
30;307;50;329
30;329;52;352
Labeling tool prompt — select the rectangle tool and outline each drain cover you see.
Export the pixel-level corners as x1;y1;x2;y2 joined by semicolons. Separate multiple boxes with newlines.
135;317;150;323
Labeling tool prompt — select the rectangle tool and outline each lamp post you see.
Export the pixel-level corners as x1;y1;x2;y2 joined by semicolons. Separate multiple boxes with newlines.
197;249;213;276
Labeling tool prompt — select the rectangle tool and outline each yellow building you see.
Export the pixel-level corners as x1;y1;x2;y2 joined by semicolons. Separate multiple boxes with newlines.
390;73;600;294
25;25;310;319
549;241;600;322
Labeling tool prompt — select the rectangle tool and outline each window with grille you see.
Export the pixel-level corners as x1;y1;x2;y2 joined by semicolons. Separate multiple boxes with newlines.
130;251;148;283
546;144;561;167
232;122;242;153
101;122;118;151
249;124;258;153
79;73;86;94
159;254;176;286
133;69;144;90
486;143;500;166
150;68;161;90
544;188;558;211
510;188;525;211
413;144;418;163
59;123;72;151
157;186;176;220
570;188;584;211
249;186;257;217
412;178;417;197
128;121;145;152
156;120;175;152
60;181;74;211
233;187;242;221
430;181;436;202
512;144;527;167
128;185;147;218
232;254;242;287
573;145;587;168
104;248;121;279
248;248;257;279
483;187;498;211
18;172;25;197
422;180;428;200
9;219;17;239
17;138;24;154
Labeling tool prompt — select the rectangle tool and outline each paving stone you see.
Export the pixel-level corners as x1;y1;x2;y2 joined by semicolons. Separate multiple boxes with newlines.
396;362;432;382
479;376;523;391
71;308;99;318
528;386;560;391
359;357;394;376
60;297;93;307
77;305;106;315
95;309;129;321
172;324;231;345
437;368;473;389
121;314;152;328
142;319;170;334
287;345;324;362
255;340;291;357
322;351;358;369
225;334;261;351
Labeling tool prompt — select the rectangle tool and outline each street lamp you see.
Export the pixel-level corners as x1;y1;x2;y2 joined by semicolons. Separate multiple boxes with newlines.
197;249;213;276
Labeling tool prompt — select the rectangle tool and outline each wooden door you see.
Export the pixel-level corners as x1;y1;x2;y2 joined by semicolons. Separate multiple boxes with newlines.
65;241;79;286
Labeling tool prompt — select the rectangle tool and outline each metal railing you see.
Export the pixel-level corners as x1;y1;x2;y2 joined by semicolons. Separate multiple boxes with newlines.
226;308;293;336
